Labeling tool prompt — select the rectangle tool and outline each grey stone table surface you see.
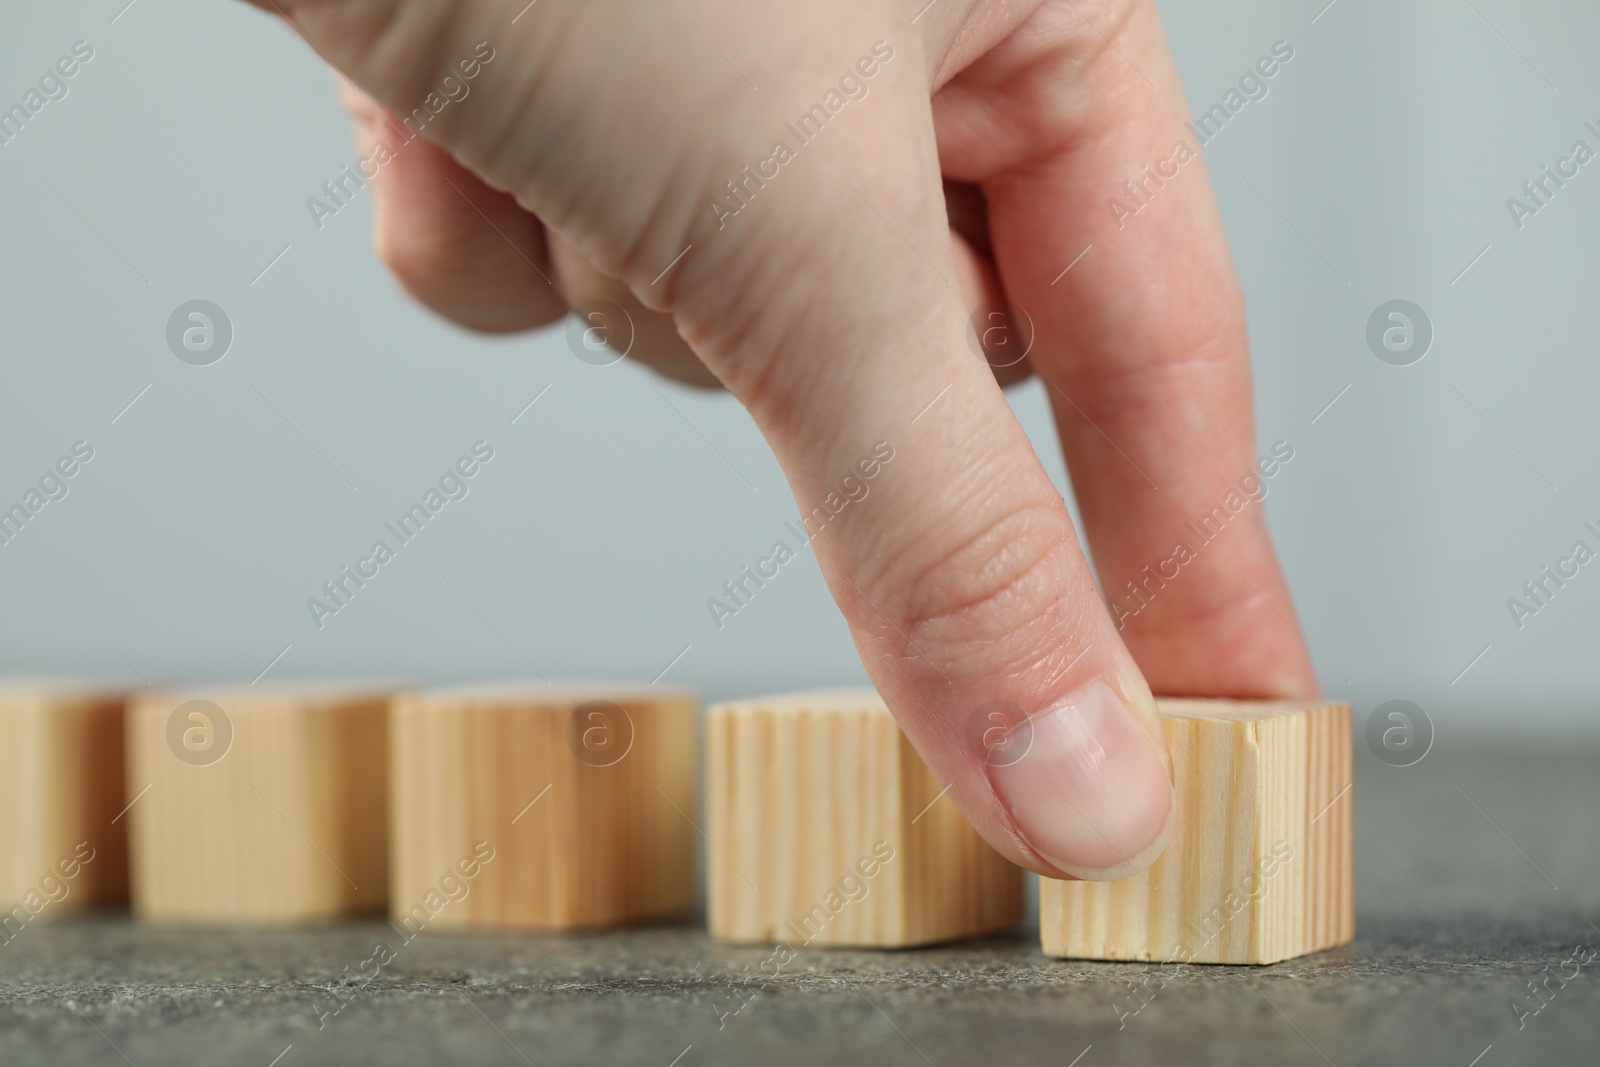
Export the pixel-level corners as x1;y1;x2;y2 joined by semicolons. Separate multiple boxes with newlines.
2;745;1597;1066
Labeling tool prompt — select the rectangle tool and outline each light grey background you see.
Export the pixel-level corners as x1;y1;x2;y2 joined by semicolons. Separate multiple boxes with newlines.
0;0;1595;738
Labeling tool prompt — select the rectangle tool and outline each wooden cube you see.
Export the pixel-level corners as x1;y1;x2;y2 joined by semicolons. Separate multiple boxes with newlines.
0;683;129;924
126;686;390;925
708;689;1023;948
389;684;696;931
1041;698;1353;965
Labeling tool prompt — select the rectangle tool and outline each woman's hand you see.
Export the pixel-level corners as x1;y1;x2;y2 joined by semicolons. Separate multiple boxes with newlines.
247;0;1318;879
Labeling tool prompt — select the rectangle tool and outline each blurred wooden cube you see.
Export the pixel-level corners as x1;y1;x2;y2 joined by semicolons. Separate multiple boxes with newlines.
708;689;1022;948
126;686;390;925
1041;698;1353;965
389;684;696;931
0;683;130;926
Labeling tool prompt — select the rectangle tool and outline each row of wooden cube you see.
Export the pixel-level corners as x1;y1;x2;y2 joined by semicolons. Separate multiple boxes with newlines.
0;684;695;930
0;683;1352;963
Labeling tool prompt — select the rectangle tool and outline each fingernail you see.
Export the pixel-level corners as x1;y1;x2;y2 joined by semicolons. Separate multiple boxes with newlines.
988;679;1173;879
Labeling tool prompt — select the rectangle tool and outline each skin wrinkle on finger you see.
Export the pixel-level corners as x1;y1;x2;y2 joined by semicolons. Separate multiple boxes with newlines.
543;230;723;387
1047;332;1253;442
873;500;1079;668
842;471;1105;688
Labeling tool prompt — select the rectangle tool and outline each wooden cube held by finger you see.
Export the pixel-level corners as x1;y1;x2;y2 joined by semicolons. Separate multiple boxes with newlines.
708;690;1023;948
1040;699;1353;965
388;684;696;931
0;683;130;922
126;686;390;925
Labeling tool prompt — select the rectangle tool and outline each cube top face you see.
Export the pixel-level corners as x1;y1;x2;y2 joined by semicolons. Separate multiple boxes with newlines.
392;685;698;740
711;689;885;714
388;687;696;931
1157;697;1333;722
1041;699;1353;966
0;679;136;703
708;692;1022;949
403;680;695;706
136;685;395;713
126;690;388;925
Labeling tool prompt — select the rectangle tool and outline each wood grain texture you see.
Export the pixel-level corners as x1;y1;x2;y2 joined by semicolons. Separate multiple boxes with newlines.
0;685;129;919
1040;698;1353;965
708;690;1022;948
126;687;389;925
389;684;696;931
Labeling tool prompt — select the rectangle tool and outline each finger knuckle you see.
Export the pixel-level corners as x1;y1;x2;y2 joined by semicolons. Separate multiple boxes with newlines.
883;501;1090;684
375;222;482;290
1066;313;1249;424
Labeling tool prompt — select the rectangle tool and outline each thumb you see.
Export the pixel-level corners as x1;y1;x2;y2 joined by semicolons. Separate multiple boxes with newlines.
657;42;1174;880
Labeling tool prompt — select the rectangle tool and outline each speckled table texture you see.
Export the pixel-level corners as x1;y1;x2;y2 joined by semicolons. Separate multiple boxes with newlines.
1;745;1596;1066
